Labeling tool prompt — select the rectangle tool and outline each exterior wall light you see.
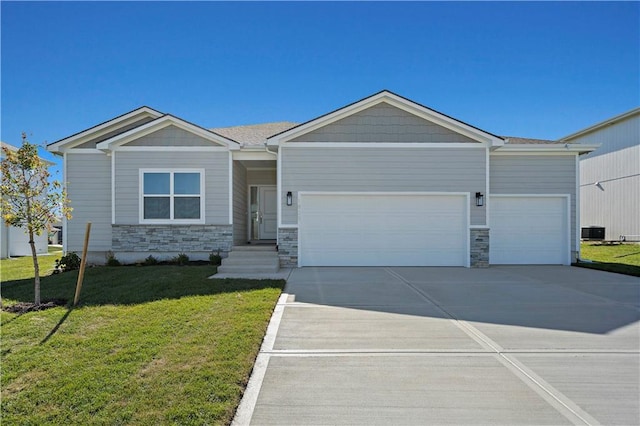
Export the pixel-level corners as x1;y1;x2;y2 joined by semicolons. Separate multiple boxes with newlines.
475;192;484;207
286;191;293;206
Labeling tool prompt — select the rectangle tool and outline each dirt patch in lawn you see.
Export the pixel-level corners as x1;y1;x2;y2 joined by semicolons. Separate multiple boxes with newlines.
3;299;68;314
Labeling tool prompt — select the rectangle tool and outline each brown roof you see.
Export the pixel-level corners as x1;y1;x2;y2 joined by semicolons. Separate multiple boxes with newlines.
211;122;298;146
502;136;566;145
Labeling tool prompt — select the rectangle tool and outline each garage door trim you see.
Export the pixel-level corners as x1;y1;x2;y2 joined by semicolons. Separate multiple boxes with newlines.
298;191;470;267
490;194;571;265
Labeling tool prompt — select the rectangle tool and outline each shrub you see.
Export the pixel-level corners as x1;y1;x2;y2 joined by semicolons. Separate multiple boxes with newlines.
171;253;189;266
106;251;121;266
143;255;158;266
55;252;81;272
209;251;222;266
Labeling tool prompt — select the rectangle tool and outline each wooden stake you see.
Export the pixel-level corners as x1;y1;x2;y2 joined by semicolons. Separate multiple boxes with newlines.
73;222;91;306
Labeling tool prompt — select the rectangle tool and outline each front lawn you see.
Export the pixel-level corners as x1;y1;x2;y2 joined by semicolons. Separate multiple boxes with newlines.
1;260;284;425
577;242;640;276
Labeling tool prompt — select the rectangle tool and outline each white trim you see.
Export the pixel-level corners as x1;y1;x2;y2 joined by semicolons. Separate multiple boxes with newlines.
268;91;503;147
282;142;488;149
298;190;470;197
493;145;598;154
297;191;471;268
115;146;229;152
485;147;490;229
138;169;206;225
490;194;571;265
277;148;282;230
47;107;163;152
62;148;106;154
575;155;580;259
62;152;68;253
111;151;116;224
228;153;233;225
469;225;490;229
232;150;276;161
278;224;298;229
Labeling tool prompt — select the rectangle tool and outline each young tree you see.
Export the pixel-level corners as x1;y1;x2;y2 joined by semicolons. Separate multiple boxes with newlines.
1;133;71;306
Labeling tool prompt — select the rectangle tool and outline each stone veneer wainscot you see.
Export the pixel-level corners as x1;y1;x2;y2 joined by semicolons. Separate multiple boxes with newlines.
112;224;233;254
470;228;489;268
277;228;298;268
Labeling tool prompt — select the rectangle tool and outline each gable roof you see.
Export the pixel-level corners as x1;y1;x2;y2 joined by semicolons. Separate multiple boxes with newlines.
267;90;505;147
560;107;640;141
95;114;240;151
212;122;298;146
47;106;163;152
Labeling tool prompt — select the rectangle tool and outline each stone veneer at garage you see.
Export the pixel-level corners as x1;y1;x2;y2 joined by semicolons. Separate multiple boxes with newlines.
278;228;490;268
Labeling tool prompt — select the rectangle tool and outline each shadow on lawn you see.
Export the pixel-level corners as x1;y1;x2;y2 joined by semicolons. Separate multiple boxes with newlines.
1;265;285;308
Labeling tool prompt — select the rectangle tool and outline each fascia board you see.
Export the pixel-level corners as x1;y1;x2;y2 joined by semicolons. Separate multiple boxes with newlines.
561;107;640;141
47;107;163;152
494;144;600;153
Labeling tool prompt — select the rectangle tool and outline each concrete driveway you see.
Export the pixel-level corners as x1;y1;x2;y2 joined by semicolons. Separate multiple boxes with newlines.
234;266;640;425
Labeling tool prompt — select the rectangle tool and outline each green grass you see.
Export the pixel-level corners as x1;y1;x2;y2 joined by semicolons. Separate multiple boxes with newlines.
577;242;640;277
1;258;284;425
1;246;63;282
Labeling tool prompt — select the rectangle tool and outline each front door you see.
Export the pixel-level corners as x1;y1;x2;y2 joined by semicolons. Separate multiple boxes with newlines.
250;186;277;240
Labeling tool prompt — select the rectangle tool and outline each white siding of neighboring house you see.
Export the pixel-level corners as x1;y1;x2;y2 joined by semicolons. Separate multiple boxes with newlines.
0;223;7;258
490;154;578;256
233;161;248;245
573;114;639;241
289;103;481;144
281;147;487;226
114;151;230;225
66;153;112;255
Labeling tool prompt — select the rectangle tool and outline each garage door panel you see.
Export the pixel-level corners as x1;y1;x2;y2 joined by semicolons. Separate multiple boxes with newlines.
299;194;468;266
490;196;568;265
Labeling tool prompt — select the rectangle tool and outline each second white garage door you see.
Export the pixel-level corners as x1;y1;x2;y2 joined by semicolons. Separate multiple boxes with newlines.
490;195;570;265
298;193;469;267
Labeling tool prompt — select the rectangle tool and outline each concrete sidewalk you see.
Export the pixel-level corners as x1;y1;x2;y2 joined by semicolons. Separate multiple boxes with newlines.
234;266;640;425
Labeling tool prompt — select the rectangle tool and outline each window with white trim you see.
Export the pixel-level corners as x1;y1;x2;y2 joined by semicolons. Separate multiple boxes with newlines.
140;170;204;223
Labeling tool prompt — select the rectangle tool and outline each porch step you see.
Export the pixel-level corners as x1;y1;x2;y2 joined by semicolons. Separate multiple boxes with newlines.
231;245;276;252
217;245;280;274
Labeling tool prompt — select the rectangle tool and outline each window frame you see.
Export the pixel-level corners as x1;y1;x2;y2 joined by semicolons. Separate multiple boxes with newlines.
139;169;205;224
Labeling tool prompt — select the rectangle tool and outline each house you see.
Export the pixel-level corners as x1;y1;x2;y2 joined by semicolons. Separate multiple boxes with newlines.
0;142;50;258
47;91;597;267
561;108;639;242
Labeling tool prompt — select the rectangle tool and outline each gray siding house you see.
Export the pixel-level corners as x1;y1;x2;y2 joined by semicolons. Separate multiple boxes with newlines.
48;91;597;267
562;108;639;242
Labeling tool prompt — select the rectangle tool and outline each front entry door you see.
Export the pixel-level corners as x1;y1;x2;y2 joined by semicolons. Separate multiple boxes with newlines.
253;186;277;240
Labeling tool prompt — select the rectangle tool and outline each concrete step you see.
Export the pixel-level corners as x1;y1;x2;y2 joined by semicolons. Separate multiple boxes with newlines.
217;264;280;274
232;245;276;252
221;257;280;267
227;251;278;260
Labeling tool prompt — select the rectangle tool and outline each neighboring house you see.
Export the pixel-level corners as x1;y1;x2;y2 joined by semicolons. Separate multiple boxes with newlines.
561;108;639;242
47;90;597;267
0;142;50;258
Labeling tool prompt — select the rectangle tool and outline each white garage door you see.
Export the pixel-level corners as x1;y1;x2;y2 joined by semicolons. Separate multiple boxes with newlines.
298;193;468;267
490;196;569;265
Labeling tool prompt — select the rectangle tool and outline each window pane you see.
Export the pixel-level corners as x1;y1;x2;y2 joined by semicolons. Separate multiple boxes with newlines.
144;173;170;194
144;197;170;219
174;197;200;219
174;173;200;195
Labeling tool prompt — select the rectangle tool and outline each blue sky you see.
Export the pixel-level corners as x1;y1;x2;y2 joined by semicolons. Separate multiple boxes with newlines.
1;1;638;174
